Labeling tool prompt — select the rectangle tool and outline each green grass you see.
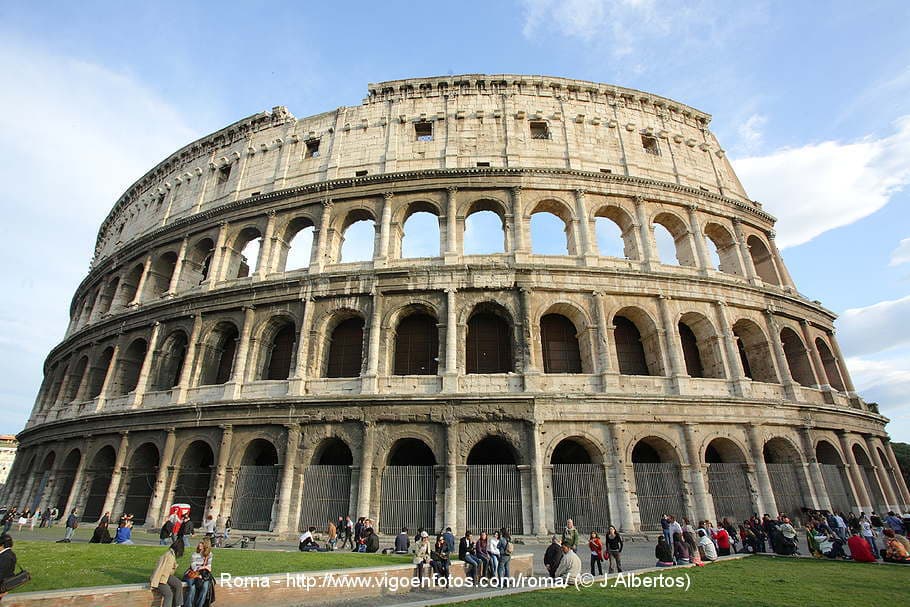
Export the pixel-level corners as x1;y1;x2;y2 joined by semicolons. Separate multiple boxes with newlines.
457;556;910;607
9;541;410;593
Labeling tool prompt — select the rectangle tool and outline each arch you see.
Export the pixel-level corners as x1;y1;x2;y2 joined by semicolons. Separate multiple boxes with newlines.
703;222;742;275
62;355;89;402
122;442;160;524
815;338;846;391
464;200;506;254
112;338;148;395
780;327;815;387
816;440;854;513
259;318;297;380
313;438;354;465
652;211;695;267
388;438;437;466
147;251;178;298
277;216;316;272
466;303;514;374
400;203;441;258
594;205;638;260
540;313;582;373
325;315;365;378
96;276;120;316
117;263;144;307
704;437;752;523
173;440;215;525
465;435;524;532
852;443;887;513
467;435;519;465
300;438;353;531
732;319;778;383
87;346;115;399
339;209;376;263
631;436;681;464
631;436;685;531
529;198;574;255
83;445;117;521
381;437;437;533
763;436;807;519
746;235;781;285
179;236;216;288
613;307;664;376
153;330;188;391
54;449;82;513
678;312;726;379
199;322;240;385
393;312;439;375
229;227;263;279
550;438;597;464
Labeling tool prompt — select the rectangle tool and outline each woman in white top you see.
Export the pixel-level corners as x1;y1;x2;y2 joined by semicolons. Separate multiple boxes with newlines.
487;529;500;577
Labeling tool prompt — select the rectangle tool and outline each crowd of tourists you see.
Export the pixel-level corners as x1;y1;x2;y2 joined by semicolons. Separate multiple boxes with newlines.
0;507;60;533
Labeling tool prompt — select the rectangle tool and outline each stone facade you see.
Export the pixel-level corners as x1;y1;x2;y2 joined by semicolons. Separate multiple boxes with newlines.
3;75;908;536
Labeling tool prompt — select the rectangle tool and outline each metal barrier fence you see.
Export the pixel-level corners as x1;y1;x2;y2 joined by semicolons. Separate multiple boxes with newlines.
466;465;523;533
766;463;803;519
633;463;686;531
859;465;887;514
82;473;111;522
551;464;610;533
122;470;157;524
29;472;49;513
706;463;753;523
298;465;352;531
172;469;212;525
54;471;77;513
819;463;854;513
380;466;436;534
231;465;280;531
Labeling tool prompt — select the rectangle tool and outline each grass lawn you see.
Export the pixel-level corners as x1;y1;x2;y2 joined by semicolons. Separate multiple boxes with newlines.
9;541;410;593
457;556;910;607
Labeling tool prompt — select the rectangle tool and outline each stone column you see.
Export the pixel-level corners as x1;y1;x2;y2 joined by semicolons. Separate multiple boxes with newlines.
172;314;203;404
510;187;528;259
682;423;713;523
444;187;459;263
731;218;757;281
166;236;189;296
356;422;376;518
838;432;870;512
686;204;711;273
206;222;229;290
799;321;825;388
763;309;798;399
799;426;825;509
376;193;393;266
882;439;910;508
592;291;613;391
633;196;654;269
94;341;122;411
444;421;459;531
518;287;539;391
274;424;301;535
128;255;153;306
257;210;278;278
209;425;233;518
443;288;458;392
289;294;315;395
606;422;637;532
573;189;595;263
314;201;333;271
101;432;130;517
529;421;548;535
746;424;777;516
131;321;162;407
864;434;898;510
657;295;688;392
362;290;383;394
145;428;176;528
713;301;747;396
224;306;255;399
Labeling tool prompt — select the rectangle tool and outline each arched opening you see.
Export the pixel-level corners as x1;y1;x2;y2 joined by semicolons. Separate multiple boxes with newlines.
27;452;56;512
466;305;513;374
781;327;815;387
179;237;215;288
541;313;582;373
703;223;742;275
339;211;376;263
401;209;440;258
147;251;178;298
747;235;781;286
96;277;120;316
299;439;354;532
200;322;239;386
393;313;439;375
380;438;436;534
594;206;638;260
464;207;505;254
763;437;807;519
550;438;609;533
815;338;846;392
678;312;726;379
631;437;685;531
82;446;116;522
62;356;89;402
732;319;778;383
117;264;144;307
54;449;81;513
231;227;263;279
466;436;523;533
122;443;159;524
112;338;148;395
260;320;296;380
613;309;663;376
279;217;316;272
678;322;704;377
852;444;887;514
652;213;695;267
87;347;115;399
172;441;214;525
704;438;752;522
325;316;365;378
530;209;570;255
816;441;854;513
231;439;280;531
154;331;188;391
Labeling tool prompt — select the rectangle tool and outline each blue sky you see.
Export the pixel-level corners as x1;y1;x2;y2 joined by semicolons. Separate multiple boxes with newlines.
1;0;909;440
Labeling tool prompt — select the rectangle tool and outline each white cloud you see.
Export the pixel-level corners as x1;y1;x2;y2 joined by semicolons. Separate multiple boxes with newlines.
846;353;910;442
735;113;766;154
836;295;910;357
732;116;910;248
890;237;910;266
0;39;197;434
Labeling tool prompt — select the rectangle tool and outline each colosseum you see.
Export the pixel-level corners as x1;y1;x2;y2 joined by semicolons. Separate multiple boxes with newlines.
3;74;908;538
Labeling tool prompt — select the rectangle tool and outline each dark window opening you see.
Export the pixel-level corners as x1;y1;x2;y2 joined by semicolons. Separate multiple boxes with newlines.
466;313;513;374
415;121;433;142
614;316;649;376
393;314;439;376
641;135;660;156
355;170;368;177
326;317;364;378
305;139;321;158
530;120;550;140
600;168;612;174
388;438;436;466
264;323;296;380
467;437;517;465
541;314;582;374
551;440;592;465
678;323;704;378
217;165;232;184
476;162;491;167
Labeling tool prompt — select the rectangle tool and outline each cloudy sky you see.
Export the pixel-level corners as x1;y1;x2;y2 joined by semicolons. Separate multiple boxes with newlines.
1;1;909;440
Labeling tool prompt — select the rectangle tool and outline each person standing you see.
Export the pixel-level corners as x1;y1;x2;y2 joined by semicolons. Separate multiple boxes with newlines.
543;535;563;579
713;523;731;556
327;519;337;550
605;526;623;573
443;527;456;554
588;531;604;576
151;540;184;607
562;519;579;552
202;515;216;539
497;529;512;579
859;514;877;557
62;509;78;542
660;514;672;547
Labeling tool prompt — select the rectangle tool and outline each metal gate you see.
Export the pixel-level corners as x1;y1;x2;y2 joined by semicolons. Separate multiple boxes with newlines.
466;465;523;533
551;464;610;533
82;474;111;522
819;464;853;513
231;465;280;531
633;463;686;531
859;465;887;514
766;463;804;519
298;465;352;531
172;469;212;524
29;472;49;512
380;466;436;534
54;471;77;513
707;463;753;522
122;470;158;524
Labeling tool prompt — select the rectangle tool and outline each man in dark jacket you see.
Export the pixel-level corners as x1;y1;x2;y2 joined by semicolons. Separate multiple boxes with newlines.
60;510;78;542
0;534;16;583
442;527;456;554
394;527;410;554
544;535;563;578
